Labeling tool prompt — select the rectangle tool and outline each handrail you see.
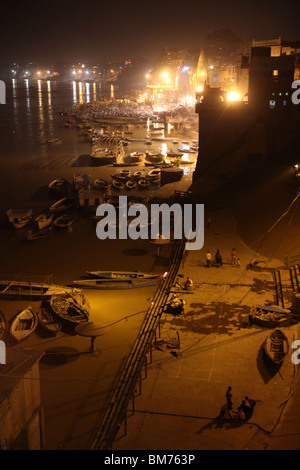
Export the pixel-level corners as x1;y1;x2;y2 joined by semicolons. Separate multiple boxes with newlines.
90;239;186;450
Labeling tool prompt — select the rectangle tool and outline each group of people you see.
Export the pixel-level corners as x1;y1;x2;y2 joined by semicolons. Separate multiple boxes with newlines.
220;386;256;422
205;248;240;268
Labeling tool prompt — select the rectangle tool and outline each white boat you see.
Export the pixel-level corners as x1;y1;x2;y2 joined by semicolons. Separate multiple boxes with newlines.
7;208;32;228
53;215;73;229
86;270;159;280
34;212;53;229
10;306;38;341
49;197;77;213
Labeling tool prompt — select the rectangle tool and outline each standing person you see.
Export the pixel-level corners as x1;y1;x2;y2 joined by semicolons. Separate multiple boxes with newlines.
231;248;237;265
225;386;233;406
206;250;212;267
237;258;240;267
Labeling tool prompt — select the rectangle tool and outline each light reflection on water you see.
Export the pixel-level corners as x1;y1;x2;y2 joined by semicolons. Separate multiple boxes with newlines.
0;79;106;159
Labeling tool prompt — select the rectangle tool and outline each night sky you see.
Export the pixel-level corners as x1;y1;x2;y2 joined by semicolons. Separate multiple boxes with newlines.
2;0;300;64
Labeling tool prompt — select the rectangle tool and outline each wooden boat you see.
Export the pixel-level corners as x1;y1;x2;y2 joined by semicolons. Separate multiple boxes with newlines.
138;178;150;189
86;270;159;280
130;152;146;162
7;208;32;228
132;169;145;179
0;310;7;340
53;214;73;229
26;226;52;241
167;150;183;158
0;280;78;299
114;170;131;180
49;178;69;195
50;292;89;324
10;306;38;342
112;179;125;190
250;305;293;328
264;329;289;364
34;212;53;229
93;179;111;191
147;168;161;180
38;307;62;335
73;278;158;290
49;197;77;213
125;180;137;190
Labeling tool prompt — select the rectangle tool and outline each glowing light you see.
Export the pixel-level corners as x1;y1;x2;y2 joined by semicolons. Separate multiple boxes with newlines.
209;65;214;69
200;71;205;76
72;70;76;75
196;86;203;92
145;74;150;79
161;71;168;78
182;66;189;72
37;71;41;75
165;78;171;84
227;91;241;102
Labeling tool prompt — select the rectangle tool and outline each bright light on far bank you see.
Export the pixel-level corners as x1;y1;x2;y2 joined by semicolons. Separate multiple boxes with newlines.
227;91;241;102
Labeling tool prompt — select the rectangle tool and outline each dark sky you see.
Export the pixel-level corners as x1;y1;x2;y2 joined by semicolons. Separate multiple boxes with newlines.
1;0;300;64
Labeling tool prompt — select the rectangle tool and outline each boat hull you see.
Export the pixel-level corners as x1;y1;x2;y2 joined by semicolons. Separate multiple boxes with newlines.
263;329;289;364
10;307;38;342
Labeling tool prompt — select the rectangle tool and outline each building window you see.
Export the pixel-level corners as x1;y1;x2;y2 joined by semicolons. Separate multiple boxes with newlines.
273;70;278;76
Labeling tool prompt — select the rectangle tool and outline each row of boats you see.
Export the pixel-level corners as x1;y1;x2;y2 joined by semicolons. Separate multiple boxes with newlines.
0;270;160;341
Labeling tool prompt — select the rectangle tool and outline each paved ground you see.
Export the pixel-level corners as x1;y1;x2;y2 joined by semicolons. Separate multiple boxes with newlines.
113;207;300;450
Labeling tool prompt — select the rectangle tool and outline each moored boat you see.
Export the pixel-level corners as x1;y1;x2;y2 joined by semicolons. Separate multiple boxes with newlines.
112;179;125;190
7;208;32;229
50;292;90;324
49;178;69;195
250;305;293;328
49;197;77;213
125;180;137;191
138;178;150;189
73;278;158;289
10;306;38;342
26;226;52;241
93;179;111;191
34;212;53;230
86;270;159;280
38;307;62;335
264;329;289;364
0;280;78;299
53;214;73;229
130;152;146;162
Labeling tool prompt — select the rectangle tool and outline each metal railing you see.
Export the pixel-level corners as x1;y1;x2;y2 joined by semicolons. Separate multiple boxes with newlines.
90;239;186;450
